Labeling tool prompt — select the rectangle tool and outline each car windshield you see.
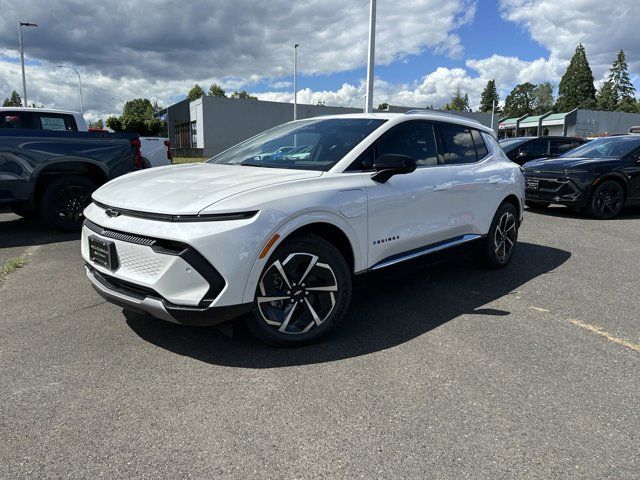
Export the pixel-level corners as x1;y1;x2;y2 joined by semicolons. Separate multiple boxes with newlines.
562;136;640;158
499;138;528;152
208;118;386;171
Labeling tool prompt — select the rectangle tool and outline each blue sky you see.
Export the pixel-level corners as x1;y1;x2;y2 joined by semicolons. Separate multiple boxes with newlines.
254;0;549;94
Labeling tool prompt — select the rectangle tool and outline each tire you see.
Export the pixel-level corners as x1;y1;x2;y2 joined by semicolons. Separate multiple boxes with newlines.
586;180;625;219
39;175;96;232
8;204;39;220
247;234;352;346
476;202;519;269
525;200;550;210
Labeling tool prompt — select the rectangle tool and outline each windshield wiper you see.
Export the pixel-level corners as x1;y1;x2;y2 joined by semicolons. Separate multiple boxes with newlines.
240;159;284;168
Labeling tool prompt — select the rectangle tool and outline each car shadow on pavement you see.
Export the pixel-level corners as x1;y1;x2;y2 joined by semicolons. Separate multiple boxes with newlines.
125;241;571;368
526;205;640;220
0;212;79;248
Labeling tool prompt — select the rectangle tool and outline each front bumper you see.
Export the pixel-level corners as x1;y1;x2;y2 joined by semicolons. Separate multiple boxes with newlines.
87;264;251;325
524;174;589;207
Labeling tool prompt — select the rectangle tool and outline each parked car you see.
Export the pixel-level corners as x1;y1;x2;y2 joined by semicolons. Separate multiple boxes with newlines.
2;107;171;168
500;136;587;165
0;126;141;231
81;112;525;346
522;135;640;219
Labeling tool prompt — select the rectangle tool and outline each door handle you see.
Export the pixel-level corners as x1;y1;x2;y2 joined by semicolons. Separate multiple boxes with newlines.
434;182;452;191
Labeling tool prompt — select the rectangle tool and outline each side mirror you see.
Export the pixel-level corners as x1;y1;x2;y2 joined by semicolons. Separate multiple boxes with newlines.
371;154;416;183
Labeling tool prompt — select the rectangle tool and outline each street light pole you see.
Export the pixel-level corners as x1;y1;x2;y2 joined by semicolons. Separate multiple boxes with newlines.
293;44;299;120
490;99;496;131
364;0;376;113
58;65;83;114
19;21;38;107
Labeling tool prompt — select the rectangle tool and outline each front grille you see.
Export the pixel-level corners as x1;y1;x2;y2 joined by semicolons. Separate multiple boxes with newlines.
85;219;156;246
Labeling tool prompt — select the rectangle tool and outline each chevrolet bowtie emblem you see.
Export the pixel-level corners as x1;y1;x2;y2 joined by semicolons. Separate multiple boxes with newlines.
105;208;120;218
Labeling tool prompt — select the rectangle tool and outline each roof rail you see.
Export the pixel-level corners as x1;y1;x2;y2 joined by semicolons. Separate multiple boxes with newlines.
404;109;482;125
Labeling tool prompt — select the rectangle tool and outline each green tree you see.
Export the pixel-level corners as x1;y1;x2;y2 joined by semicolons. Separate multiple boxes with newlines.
230;90;258;100
2;90;23;107
88;119;104;129
377;102;389;111
187;84;205;101
107;98;164;136
531;82;555;115
607;50;636;112
479;79;499;113
503;82;536;117
208;83;227;97
444;85;470;111
555;44;597;112
106;116;122;131
596;81;618;111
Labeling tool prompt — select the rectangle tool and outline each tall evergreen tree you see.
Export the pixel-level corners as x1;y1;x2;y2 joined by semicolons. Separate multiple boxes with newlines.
2;90;22;107
607;50;637;112
555;44;597;112
479;80;500;113
444;85;470;111
596;81;618;111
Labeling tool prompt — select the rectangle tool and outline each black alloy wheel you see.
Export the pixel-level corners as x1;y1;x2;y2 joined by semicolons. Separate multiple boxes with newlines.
248;234;352;346
587;180;625;220
40;175;96;232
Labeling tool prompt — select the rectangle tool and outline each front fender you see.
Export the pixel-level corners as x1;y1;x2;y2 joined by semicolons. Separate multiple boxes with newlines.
241;209;365;304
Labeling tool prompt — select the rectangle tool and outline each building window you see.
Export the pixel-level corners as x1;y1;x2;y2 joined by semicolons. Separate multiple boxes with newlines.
191;121;197;147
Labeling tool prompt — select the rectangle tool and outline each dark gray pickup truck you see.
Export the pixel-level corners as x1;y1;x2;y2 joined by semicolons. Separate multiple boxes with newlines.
0;128;142;231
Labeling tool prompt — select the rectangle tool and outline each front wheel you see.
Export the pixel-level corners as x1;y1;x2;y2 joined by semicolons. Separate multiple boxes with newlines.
476;202;519;269
247;234;352;346
586;180;625;219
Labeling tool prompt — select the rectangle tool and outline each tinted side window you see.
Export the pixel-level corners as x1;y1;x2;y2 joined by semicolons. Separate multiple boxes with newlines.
471;129;488;159
35;113;77;131
0;112;30;129
440;123;477;164
518;139;548;156
550;140;577;156
376;121;439;167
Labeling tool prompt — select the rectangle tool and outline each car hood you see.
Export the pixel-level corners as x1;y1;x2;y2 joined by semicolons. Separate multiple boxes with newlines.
92;163;323;215
523;157;616;172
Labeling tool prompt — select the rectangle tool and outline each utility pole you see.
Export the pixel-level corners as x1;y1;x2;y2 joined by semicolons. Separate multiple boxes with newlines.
19;21;38;107
293;44;299;120
364;0;376;113
490;99;496;131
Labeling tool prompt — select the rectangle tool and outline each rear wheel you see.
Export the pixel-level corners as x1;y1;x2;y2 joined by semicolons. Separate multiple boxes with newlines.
247;234;352;346
40;175;96;232
586;180;625;219
476;202;519;269
525;200;550;210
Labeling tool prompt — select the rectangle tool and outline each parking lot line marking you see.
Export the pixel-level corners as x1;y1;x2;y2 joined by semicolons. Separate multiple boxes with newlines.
529;306;549;312
569;319;640;353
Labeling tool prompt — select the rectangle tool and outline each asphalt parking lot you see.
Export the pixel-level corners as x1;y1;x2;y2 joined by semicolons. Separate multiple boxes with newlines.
1;207;639;479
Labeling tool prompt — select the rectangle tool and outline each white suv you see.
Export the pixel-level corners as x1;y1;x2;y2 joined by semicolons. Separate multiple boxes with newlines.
82;112;524;345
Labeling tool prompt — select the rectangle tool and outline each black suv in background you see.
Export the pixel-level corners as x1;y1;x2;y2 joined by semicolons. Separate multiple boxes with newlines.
500;136;587;165
522;135;640;219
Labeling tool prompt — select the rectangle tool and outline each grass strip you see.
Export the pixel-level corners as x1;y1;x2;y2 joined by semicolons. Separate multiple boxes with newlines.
0;256;27;280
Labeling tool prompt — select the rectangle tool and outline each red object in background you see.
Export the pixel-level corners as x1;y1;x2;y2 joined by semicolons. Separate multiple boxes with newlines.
130;138;143;169
164;140;172;161
88;128;109;133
